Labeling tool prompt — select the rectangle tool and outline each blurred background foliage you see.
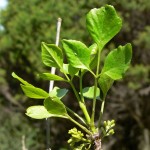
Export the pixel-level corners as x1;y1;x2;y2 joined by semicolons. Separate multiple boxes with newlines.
0;0;150;149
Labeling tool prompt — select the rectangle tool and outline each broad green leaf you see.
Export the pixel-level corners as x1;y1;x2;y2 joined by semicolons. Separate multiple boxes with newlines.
101;43;132;80
61;64;79;77
41;42;63;69
62;39;91;70
49;86;68;99
12;72;49;99
12;72;31;86
82;86;100;100
26;105;55;119
98;74;114;98
86;5;122;48
44;97;68;118
38;73;66;81
21;84;49;99
99;43;132;97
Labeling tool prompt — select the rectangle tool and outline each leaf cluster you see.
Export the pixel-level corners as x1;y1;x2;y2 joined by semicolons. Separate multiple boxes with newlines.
12;5;132;149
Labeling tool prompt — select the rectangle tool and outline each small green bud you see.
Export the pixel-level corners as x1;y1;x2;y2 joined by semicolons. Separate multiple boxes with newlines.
108;129;115;135
72;134;80;139
102;119;115;137
107;120;111;125
104;121;107;126
110;120;115;124
68;128;86;148
68;139;72;143
110;120;115;128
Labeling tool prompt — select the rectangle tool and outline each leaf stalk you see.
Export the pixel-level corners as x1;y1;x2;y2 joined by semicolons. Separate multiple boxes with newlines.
66;107;87;125
98;97;106;128
90;45;101;131
69;81;91;125
68;116;92;135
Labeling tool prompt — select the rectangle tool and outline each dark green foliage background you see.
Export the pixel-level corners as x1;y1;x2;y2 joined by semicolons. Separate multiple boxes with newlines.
0;0;150;149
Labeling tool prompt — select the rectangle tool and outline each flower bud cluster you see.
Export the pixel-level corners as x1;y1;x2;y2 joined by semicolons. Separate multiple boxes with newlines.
102;120;115;137
68;128;85;147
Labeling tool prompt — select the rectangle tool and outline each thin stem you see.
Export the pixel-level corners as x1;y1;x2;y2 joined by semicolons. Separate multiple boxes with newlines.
68;116;92;135
64;72;71;81
61;64;91;126
90;78;98;131
89;69;96;77
69;81;81;101
69;81;91;125
95;44;102;76
90;46;101;131
79;71;84;103
79;72;91;125
98;97;106;128
66;107;86;125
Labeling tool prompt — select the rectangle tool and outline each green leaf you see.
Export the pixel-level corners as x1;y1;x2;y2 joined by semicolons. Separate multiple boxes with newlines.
99;43;132;97
62;39;91;70
41;42;63;68
12;72;49;99
89;43;98;55
12;72;31;86
26;105;55;119
98;74;114;98
44;97;68;118
49;86;68;99
61;64;79;77
89;43;98;69
86;5;122;48
82;86;100;100
102;43;132;80
21;84;49;99
38;73;66;81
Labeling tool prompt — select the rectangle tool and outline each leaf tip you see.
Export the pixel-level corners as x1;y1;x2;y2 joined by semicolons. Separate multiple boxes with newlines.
105;4;114;9
41;41;45;45
12;72;15;77
126;43;132;48
62;39;69;45
41;42;47;49
25;107;31;116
